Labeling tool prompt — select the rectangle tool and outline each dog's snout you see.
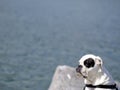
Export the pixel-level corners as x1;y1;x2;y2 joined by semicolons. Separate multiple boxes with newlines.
78;65;83;68
76;65;82;73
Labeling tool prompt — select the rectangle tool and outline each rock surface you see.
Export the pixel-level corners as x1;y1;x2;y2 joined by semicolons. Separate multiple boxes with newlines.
49;65;84;90
49;65;120;90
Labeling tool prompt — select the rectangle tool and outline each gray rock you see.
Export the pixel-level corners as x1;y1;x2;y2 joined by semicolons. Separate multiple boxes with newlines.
49;65;120;90
49;65;84;90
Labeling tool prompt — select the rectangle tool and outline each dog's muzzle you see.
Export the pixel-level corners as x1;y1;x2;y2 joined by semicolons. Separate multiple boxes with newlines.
76;65;87;78
76;65;82;73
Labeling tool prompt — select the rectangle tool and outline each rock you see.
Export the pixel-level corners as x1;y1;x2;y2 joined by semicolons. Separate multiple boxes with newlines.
48;65;84;90
49;65;120;90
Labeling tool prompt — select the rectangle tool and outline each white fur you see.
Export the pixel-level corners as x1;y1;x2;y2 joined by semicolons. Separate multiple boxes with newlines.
78;54;118;90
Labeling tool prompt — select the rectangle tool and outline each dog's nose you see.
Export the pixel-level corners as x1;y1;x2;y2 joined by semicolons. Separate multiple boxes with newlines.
76;65;82;73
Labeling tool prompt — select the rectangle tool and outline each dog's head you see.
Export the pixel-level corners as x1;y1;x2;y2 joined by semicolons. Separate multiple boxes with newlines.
76;54;103;78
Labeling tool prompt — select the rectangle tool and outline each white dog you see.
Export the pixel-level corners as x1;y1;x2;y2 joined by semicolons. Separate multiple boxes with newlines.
76;54;119;90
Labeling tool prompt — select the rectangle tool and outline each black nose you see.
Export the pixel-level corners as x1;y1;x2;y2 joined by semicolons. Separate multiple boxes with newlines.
76;65;82;73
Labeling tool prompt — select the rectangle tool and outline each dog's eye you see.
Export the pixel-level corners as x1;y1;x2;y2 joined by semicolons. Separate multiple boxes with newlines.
84;58;95;68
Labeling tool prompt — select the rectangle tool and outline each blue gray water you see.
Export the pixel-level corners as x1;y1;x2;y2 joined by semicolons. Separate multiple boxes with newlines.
0;0;120;90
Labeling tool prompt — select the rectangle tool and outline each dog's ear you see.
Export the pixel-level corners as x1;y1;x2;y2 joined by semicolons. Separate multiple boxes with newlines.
95;56;103;66
95;56;103;72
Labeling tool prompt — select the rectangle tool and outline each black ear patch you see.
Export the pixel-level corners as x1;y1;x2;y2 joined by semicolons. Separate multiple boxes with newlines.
84;58;95;68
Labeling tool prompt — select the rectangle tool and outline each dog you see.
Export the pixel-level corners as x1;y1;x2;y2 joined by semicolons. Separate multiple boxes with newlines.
76;54;119;90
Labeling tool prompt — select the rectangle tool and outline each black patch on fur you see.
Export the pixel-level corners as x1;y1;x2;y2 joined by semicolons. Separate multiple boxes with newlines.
84;58;95;68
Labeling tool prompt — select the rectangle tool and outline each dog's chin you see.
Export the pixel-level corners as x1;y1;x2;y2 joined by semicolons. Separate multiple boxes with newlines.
81;74;87;78
77;72;87;78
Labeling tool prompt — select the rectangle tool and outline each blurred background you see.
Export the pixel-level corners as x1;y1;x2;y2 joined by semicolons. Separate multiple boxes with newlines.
0;0;120;90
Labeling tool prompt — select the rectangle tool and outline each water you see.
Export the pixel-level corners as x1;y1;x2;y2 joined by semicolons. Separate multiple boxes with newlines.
0;0;120;90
